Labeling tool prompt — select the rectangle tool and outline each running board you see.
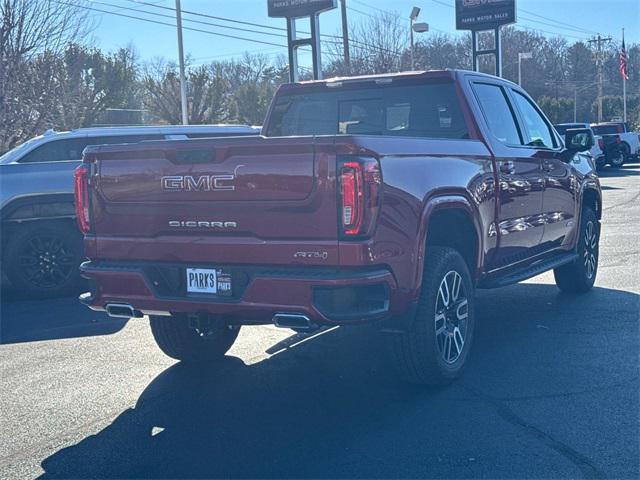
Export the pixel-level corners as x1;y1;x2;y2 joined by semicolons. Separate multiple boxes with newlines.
479;252;578;289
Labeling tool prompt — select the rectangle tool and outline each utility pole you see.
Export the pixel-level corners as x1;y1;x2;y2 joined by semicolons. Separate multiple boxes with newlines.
588;34;612;123
340;0;350;74
175;0;188;125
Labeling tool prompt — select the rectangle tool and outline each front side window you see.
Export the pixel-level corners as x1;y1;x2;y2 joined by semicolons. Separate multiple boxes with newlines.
266;82;469;139
511;90;556;149
472;83;521;145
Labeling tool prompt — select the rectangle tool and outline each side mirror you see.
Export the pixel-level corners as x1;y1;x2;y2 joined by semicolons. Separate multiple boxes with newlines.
565;128;594;152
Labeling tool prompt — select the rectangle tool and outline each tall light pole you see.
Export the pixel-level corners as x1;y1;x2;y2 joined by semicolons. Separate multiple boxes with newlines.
518;52;532;87
410;7;428;70
175;0;188;125
410;7;420;70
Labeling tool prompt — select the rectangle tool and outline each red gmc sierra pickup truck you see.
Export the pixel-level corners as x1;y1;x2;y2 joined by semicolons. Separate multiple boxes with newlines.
76;70;602;385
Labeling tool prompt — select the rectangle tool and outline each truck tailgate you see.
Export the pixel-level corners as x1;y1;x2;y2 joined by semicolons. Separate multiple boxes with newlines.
85;136;339;265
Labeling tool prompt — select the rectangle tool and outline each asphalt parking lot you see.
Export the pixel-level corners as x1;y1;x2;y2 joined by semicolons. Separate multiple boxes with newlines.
1;165;638;479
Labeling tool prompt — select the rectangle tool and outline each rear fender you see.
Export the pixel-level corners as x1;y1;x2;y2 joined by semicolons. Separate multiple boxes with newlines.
414;194;483;291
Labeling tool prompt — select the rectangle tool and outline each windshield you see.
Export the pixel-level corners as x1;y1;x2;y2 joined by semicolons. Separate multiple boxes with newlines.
266;82;469;139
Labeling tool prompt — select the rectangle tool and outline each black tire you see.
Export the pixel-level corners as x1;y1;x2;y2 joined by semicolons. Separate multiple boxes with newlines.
150;314;240;363
3;221;84;297
620;142;631;162
391;247;475;385
554;207;599;293
608;150;625;168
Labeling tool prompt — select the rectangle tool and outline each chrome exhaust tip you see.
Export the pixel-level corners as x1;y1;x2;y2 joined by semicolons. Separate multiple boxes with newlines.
105;303;143;319
272;313;314;331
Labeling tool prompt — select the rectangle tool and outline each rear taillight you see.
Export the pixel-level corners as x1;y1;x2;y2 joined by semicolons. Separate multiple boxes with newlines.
339;157;381;237
598;138;604;149
74;165;91;234
615;137;621;144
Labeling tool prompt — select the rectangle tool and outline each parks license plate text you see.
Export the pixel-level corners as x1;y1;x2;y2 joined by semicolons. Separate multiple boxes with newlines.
186;268;232;296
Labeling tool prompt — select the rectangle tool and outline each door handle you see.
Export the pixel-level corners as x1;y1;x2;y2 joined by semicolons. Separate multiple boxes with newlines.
499;160;515;174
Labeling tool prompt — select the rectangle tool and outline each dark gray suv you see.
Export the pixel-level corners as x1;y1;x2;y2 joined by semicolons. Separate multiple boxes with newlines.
0;125;259;297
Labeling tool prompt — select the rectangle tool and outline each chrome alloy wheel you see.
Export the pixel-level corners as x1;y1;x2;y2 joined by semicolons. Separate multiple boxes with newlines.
583;220;598;279
434;270;469;364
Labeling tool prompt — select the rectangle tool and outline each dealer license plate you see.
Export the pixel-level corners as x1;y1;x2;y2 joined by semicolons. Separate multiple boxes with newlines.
185;268;233;296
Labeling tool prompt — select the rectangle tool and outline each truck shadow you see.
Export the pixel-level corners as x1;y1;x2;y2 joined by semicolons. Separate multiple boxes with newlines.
0;290;126;345
598;165;640;178
38;283;639;479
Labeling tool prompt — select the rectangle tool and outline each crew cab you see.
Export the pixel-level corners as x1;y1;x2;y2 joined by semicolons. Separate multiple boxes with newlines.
77;70;602;384
591;122;640;164
0;125;259;296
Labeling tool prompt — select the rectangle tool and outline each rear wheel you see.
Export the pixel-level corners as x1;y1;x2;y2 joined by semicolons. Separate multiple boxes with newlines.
150;314;240;363
608;150;625;168
391;247;475;385
554;207;599;293
3;221;83;297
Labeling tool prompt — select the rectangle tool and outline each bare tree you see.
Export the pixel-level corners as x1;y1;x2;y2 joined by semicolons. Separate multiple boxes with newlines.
326;11;406;76
0;0;91;152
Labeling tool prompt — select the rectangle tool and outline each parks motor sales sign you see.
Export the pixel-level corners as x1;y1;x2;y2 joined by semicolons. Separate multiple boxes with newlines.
455;0;517;30
268;0;337;18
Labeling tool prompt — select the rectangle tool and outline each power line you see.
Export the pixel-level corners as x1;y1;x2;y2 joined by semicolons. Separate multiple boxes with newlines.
55;0;288;47
515;24;588;41
430;0;591;40
125;0;401;56
89;0;288;40
346;5;377;19
126;0;291;33
347;1;450;35
518;15;593;36
351;0;389;15
588;34;613;123
518;8;599;36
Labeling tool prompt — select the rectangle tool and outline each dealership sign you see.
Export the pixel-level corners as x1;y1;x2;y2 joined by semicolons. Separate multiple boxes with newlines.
268;0;337;18
455;0;516;30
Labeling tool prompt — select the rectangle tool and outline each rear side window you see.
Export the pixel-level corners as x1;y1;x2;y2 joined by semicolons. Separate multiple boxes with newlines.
591;125;619;135
19;139;90;163
472;83;521;145
266;82;469;139
511;90;556;148
18;135;164;163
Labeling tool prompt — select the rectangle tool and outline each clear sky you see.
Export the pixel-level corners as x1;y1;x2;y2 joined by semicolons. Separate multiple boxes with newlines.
86;0;639;66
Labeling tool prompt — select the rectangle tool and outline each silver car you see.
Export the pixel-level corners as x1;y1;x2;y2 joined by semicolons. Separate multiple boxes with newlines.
0;125;259;296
